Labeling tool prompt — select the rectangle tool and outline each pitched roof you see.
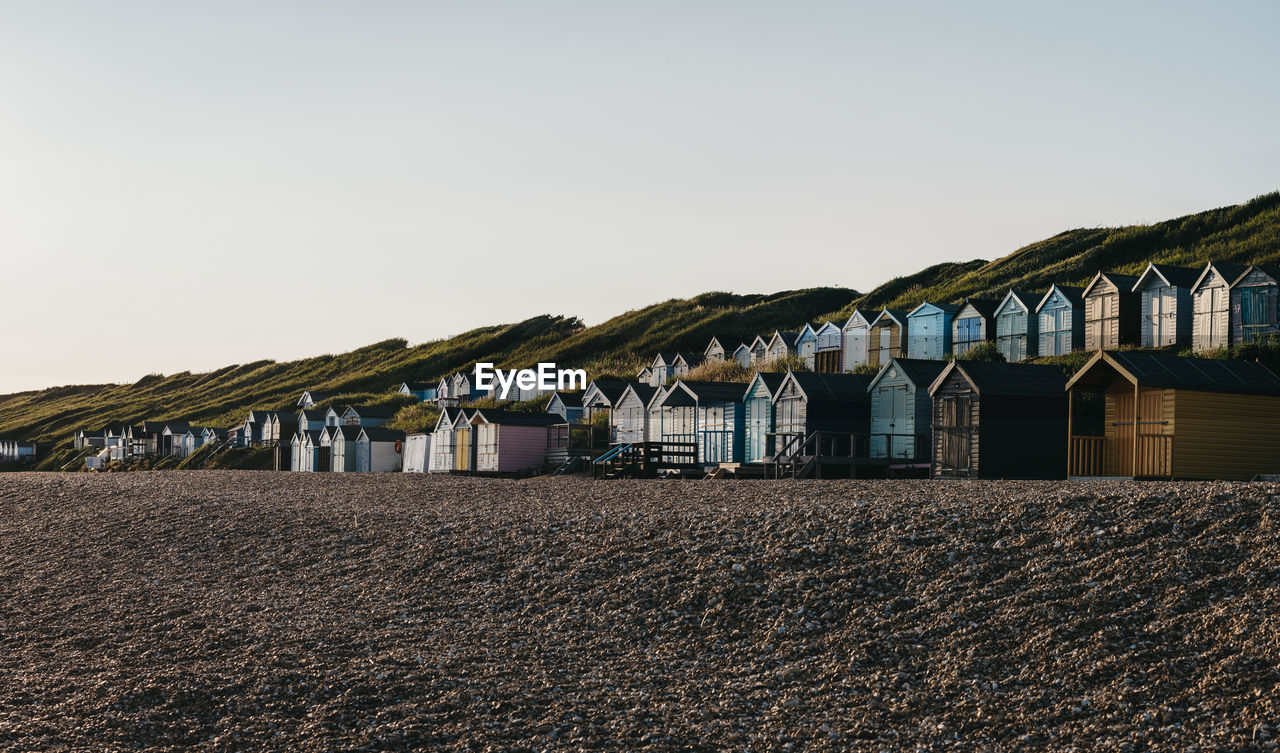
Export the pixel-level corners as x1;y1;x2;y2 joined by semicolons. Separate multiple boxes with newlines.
1190;261;1251;293
1083;271;1140;297
1245;264;1280;285
619;383;659;407
957;298;999;319
299;410;326;421
549;390;583;408
743;371;787;400
769;330;799;348
779;371;873;401
471;409;563;427
843;308;873;329
343;405;399;419
584;377;631;405
908;301;960;317
930;360;1067;397
1000;290;1042;313
872;309;908;327
870;357;949;390
670;380;748;403
359;427;407;442
1037;284;1085;310
1133;263;1202;291
329;425;362;441
1067;350;1280;396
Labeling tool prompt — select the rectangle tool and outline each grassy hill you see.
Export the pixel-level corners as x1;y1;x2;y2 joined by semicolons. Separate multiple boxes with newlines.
4;190;1280;459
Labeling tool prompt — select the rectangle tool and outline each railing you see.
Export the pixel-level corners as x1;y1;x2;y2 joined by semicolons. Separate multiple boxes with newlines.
768;431;871;478
699;430;736;464
869;433;929;463
1069;435;1105;476
1135;434;1173;478
592;441;698;479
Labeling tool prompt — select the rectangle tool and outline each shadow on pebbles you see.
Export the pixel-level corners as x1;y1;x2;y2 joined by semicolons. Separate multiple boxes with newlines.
0;472;1277;751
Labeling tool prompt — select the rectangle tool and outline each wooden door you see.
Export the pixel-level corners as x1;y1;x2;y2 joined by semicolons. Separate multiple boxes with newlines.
455;427;470;470
938;395;972;473
1135;390;1171;477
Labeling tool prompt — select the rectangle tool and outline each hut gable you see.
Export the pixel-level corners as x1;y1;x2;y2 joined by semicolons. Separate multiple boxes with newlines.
842;309;874;371
771;371;873;458
704;336;727;363
650;380;746;464
613;383;658;443
812;322;843;372
765;331;800;362
1230;264;1280;345
650;353;678;384
951;299;998;356
994;289;1041;362
749;335;769;365
672;353;704;378
868;357;946;461
1036;284;1085;357
868;309;909;367
1189;262;1249;350
928;360;1068;479
1132;263;1200;348
906;302;959;360
546;391;584;423
1066;350;1280;480
1082;271;1141;349
732;343;752;367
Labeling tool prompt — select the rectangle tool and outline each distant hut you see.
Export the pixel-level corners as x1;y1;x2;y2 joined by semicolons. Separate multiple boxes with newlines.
812;322;843;373
1082;271;1141;349
397;382;437;402
704;336;728;364
328;425;361;473
546;391;584;423
580;378;631;428
650;380;747;464
742;372;786;462
650;353;677;385
297;409;327;433
928;361;1068;479
341;405;395;428
613;383;659;444
731;343;752;368
1036;284;1085;357
993;290;1041;362
356;427;405;472
1189;261;1249;350
470;410;561;474
906;302;958;360
402;433;431;473
1066;350;1280;479
868;358;947;461
323;407;342;428
841;309;873;371
1230;264;1280;345
765;330;799;363
867;309;909;366
1132;263;1200;348
795;325;819;370
671;353;704;379
951;299;998;356
636;366;655;386
451;409;475;471
748;335;769;365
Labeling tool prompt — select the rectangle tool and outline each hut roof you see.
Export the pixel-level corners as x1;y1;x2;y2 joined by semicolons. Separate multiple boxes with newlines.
777;371;873;402
929;360;1067;397
1067;351;1280;396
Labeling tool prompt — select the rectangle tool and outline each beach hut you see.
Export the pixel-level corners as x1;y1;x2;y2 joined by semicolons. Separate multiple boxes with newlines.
841;310;873;372
613;383;659;444
341;405;395;428
323;407;342;428
397;382;437;402
795;325;818;370
428;408;463;473
450;372;481;403
297;409;327;433
470;410;561;474
928;360;1068;479
868;358;947;461
650;380;746;464
1036;285;1085;357
771;371;873;456
765;330;799;363
1230;264;1280;345
749;336;769;365
742;372;786;462
1066;350;1280;479
546;391;584;423
672;354;704;379
637;366;655;386
161;424;190;458
906;302;958;360
993;290;1041;362
650;353;677;385
296;430;327;471
329;425;361;472
951;299;998;357
867;310;908;366
242;410;270;446
732;343;752;368
704;336;728;364
356;427;405;472
1083;271;1141;350
200;427;225;447
1132;263;1200;348
812;322;843;373
580;378;630;427
289;431;306;471
451;409;475;471
297;390;335;409
402;433;431;473
1189;262;1249;350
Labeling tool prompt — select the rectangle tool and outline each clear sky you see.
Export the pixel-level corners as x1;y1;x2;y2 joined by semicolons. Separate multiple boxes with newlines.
2;1;1278;393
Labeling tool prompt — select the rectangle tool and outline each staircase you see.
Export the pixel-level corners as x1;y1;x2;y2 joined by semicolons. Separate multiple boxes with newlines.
550;455;584;476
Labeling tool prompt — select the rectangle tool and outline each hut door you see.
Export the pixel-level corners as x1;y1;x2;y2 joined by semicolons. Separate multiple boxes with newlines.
1110;392;1135;477
455;427;470;470
1135;391;1171;477
938;395;972;473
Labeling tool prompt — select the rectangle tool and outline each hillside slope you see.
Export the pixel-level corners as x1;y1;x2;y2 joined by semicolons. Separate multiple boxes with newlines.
4;191;1280;449
0;288;855;444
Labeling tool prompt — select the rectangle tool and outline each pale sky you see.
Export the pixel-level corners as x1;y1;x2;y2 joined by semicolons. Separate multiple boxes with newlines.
2;1;1278;393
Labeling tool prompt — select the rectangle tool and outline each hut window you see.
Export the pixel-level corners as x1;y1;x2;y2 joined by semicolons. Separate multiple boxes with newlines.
1241;287;1273;339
